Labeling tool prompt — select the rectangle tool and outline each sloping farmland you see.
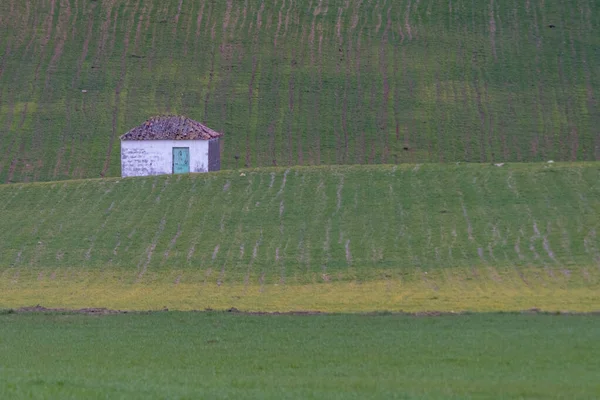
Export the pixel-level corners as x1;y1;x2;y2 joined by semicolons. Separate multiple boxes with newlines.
1;163;599;311
0;1;598;183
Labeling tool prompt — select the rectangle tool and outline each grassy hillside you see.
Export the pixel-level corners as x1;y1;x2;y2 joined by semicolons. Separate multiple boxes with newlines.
0;0;599;183
1;163;599;311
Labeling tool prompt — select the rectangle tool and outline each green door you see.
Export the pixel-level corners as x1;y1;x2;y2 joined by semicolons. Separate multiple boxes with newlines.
173;147;190;174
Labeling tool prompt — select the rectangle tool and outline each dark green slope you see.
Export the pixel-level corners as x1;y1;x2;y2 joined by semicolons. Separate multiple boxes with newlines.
0;0;599;183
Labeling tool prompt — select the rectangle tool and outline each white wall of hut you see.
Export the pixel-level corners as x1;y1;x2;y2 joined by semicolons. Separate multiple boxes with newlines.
121;140;209;177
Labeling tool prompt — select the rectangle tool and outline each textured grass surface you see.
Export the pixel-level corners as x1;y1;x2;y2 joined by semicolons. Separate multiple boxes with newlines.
1;312;599;399
0;0;599;183
1;163;599;311
1;271;599;312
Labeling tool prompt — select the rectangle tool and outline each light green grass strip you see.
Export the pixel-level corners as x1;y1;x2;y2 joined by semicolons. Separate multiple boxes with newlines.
1;266;599;312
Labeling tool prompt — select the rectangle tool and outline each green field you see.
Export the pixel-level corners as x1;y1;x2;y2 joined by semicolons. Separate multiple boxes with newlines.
0;311;598;399
0;0;598;183
1;163;599;311
2;1;600;398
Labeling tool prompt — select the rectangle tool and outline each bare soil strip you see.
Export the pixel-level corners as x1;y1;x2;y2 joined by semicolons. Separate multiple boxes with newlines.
7;305;600;317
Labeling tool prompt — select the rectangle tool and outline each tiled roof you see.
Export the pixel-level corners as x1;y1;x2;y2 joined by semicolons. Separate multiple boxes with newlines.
120;115;223;140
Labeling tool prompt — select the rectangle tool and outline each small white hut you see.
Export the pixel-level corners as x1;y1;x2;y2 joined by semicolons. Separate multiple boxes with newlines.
120;115;223;177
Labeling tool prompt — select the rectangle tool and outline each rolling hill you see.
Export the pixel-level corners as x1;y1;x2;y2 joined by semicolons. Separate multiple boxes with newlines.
0;0;598;183
1;163;599;311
